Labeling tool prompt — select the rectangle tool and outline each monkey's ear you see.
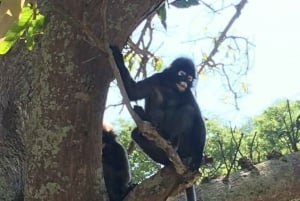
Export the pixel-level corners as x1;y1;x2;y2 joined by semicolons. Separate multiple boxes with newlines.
103;122;113;132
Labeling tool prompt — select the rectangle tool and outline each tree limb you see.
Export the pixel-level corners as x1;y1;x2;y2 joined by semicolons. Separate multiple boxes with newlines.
198;0;248;73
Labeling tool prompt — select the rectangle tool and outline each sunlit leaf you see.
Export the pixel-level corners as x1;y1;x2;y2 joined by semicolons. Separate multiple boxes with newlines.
0;0;25;40
241;82;248;93
199;71;206;79
0;5;33;54
152;56;163;71
25;13;45;50
202;52;208;61
136;55;142;63
124;52;133;62
128;59;134;72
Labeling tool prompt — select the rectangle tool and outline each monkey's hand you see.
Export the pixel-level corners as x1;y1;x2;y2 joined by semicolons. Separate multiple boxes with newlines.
109;45;121;55
133;105;149;121
189;158;201;171
109;45;125;69
182;157;201;171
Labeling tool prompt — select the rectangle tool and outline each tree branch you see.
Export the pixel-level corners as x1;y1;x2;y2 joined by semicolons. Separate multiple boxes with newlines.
198;0;248;73
124;166;200;201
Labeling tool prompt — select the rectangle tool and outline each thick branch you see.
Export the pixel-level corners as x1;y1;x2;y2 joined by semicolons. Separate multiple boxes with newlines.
174;152;300;201
124;166;200;201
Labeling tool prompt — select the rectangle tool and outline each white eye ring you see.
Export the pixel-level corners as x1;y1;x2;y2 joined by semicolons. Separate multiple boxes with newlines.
187;76;193;82
178;71;186;76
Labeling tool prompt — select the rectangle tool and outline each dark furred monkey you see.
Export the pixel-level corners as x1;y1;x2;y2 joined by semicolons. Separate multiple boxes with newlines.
110;46;206;201
102;123;131;201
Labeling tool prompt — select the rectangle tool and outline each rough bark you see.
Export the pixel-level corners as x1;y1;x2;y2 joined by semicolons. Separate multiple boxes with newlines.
0;42;27;200
0;0;163;201
125;166;199;201
173;152;300;201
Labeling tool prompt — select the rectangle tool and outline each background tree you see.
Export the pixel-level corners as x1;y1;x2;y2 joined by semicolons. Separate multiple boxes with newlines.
117;120;160;184
254;100;300;154
115;102;300;201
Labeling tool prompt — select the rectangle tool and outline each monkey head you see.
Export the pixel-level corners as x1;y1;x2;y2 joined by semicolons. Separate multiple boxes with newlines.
165;57;196;92
102;123;116;146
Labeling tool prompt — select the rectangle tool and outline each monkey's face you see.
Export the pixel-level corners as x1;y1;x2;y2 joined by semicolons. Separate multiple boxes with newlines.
176;70;194;92
167;57;196;92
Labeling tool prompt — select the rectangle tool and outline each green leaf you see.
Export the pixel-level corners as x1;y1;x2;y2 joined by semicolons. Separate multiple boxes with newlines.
170;0;199;8
124;52;133;62
0;5;33;54
0;0;26;39
157;3;167;29
25;13;45;50
152;57;163;71
25;24;34;50
202;52;208;60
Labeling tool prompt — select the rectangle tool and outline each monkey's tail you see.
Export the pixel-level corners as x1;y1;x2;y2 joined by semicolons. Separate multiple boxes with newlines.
185;186;196;201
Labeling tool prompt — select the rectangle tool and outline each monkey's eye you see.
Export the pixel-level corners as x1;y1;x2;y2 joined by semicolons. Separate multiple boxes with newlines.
187;76;193;82
178;71;186;76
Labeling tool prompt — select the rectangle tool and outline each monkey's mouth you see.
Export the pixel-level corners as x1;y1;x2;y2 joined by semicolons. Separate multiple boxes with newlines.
176;82;187;91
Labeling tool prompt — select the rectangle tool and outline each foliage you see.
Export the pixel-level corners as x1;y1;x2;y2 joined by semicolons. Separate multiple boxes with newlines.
0;0;202;56
203;120;245;178
0;1;44;54
170;0;199;8
156;0;200;29
116;100;300;182
254;100;300;153
117;120;161;184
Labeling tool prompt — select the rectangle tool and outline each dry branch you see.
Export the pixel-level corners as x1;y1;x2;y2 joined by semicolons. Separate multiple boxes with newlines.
124;166;200;201
198;0;248;73
174;152;300;201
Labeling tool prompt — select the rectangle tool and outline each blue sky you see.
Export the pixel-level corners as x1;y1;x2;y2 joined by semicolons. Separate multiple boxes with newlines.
235;0;300;119
104;0;300;126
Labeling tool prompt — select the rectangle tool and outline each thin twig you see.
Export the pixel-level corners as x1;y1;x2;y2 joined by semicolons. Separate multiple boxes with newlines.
221;66;239;110
198;0;248;73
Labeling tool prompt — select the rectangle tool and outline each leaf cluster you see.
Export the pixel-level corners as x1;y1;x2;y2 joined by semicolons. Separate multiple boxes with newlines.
0;1;45;54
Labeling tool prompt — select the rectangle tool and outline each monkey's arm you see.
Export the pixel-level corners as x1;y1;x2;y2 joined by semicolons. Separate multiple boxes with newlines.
110;45;159;100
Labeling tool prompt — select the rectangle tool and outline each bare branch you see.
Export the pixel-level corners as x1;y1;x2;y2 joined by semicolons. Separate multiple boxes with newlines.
249;131;258;160
223;131;244;182
221;66;240;110
198;0;248;73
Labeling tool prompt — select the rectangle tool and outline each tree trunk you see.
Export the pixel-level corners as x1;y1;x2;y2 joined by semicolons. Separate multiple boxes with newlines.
0;0;163;200
173;152;300;201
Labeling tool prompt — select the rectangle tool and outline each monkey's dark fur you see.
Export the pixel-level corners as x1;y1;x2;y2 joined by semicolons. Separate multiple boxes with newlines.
110;45;206;201
102;124;131;201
